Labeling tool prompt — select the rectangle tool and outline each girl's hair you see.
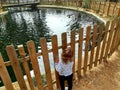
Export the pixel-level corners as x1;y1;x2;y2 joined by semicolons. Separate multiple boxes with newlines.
62;46;73;64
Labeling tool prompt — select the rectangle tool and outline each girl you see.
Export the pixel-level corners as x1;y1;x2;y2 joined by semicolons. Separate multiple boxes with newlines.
55;46;74;90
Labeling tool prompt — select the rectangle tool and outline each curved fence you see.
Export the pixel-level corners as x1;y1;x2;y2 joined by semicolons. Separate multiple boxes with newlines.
0;18;120;89
1;1;120;17
0;1;120;90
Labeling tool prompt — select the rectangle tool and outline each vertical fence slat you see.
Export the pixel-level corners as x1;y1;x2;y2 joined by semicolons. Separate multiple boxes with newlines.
40;38;53;90
51;35;60;89
27;40;43;90
110;21;119;55
104;21;116;60
97;1;101;13
89;25;98;69
84;26;91;74
99;21;110;64
108;2;116;16
110;24;117;54
104;2;110;16
99;2;105;14
94;23;104;67
6;45;27;90
62;32;67;50
0;53;14;90
112;19;120;51
116;19;120;46
18;45;35;90
78;28;83;76
71;30;76;74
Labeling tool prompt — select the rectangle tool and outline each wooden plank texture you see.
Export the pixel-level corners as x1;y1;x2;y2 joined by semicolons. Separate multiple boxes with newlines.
84;26;91;74
99;21;110;64
62;32;67;50
89;25;97;69
94;23;104;67
27;40;43;90
51;35;60;89
78;28;83;76
6;45;27;90
40;38;53;90
18;45;35;90
71;30;76;73
0;53;14;90
105;21;115;57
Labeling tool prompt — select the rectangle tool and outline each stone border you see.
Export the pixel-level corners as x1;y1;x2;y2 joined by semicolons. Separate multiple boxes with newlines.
37;5;108;24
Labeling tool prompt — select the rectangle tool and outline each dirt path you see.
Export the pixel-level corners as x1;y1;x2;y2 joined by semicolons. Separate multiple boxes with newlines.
73;46;120;90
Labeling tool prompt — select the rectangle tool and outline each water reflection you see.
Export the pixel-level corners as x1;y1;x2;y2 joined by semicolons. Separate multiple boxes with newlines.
0;8;103;60
0;8;103;86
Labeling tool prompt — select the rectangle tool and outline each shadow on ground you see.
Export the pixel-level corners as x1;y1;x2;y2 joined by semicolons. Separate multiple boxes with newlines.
73;45;120;90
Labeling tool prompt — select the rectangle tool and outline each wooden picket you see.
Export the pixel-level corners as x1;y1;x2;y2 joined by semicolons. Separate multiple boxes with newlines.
104;21;116;59
89;25;98;69
70;30;76;74
84;26;91;74
94;23;104;67
78;28;83;76
51;35;60;89
99;21;110;64
99;2;105;14
40;38;53;90
0;53;14;90
6;45;27;90
18;45;35;90
108;2;116;16
27;40;43;90
62;32;67;50
104;2;110;16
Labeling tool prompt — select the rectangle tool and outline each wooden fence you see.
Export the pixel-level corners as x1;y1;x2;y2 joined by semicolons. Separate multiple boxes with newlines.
0;18;120;90
90;1;120;17
0;0;120;17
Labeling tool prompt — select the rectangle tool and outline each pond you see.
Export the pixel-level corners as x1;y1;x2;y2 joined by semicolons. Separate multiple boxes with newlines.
0;7;103;85
0;7;103;59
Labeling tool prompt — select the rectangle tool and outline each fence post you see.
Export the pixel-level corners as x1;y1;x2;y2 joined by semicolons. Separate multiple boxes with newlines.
6;45;27;90
84;26;91;74
105;21;116;57
27;40;43;90
99;21;110;64
94;23;104;67
0;53;14;90
40;38;53;90
78;28;83;76
70;30;76;76
62;32;67;50
51;35;60;89
89;25;97;69
18;45;35;90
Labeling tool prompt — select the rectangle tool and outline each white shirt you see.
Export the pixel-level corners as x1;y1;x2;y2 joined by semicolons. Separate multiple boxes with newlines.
55;61;73;76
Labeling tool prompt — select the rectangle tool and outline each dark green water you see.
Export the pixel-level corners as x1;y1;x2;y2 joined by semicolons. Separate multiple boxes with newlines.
0;7;103;86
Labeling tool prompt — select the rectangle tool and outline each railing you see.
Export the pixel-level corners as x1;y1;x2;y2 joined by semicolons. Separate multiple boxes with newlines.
90;1;120;17
0;18;120;90
1;0;39;8
0;1;120;90
0;1;120;17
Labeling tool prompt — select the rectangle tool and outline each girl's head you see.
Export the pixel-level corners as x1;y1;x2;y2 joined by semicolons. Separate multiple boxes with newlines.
62;46;73;63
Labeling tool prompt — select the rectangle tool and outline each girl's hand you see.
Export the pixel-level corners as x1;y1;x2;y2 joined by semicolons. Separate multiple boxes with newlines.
55;57;59;63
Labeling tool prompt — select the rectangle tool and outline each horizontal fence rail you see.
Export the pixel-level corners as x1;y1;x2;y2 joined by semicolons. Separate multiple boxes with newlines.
0;19;120;90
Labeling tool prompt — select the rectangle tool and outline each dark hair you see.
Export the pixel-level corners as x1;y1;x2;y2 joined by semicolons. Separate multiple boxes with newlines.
62;47;73;64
